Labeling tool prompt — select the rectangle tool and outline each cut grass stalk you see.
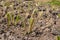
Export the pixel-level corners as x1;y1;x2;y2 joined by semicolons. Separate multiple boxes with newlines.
28;17;34;33
5;12;12;25
28;8;37;33
11;14;14;24
14;14;21;25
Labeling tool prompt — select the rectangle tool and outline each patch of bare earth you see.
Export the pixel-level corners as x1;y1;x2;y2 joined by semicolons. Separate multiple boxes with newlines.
0;0;60;40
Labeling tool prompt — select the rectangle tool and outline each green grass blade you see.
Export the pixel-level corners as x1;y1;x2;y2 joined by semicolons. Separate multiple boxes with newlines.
5;13;11;25
14;14;21;25
28;17;34;33
57;36;60;40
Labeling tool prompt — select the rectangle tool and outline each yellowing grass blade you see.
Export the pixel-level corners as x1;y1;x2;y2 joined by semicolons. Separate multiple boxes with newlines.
28;18;34;33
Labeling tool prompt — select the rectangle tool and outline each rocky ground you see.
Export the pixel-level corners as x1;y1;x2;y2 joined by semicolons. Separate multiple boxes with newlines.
0;0;60;40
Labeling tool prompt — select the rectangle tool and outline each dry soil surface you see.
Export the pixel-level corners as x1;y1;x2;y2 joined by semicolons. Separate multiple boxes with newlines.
0;0;60;40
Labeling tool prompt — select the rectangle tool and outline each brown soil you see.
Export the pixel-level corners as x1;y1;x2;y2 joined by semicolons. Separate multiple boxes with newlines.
0;0;60;40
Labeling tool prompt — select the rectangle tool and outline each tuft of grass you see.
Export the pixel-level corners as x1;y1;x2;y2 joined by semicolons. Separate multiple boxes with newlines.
5;12;21;26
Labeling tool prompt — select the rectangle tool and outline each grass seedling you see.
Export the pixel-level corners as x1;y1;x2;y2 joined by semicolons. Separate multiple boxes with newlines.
5;12;21;26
